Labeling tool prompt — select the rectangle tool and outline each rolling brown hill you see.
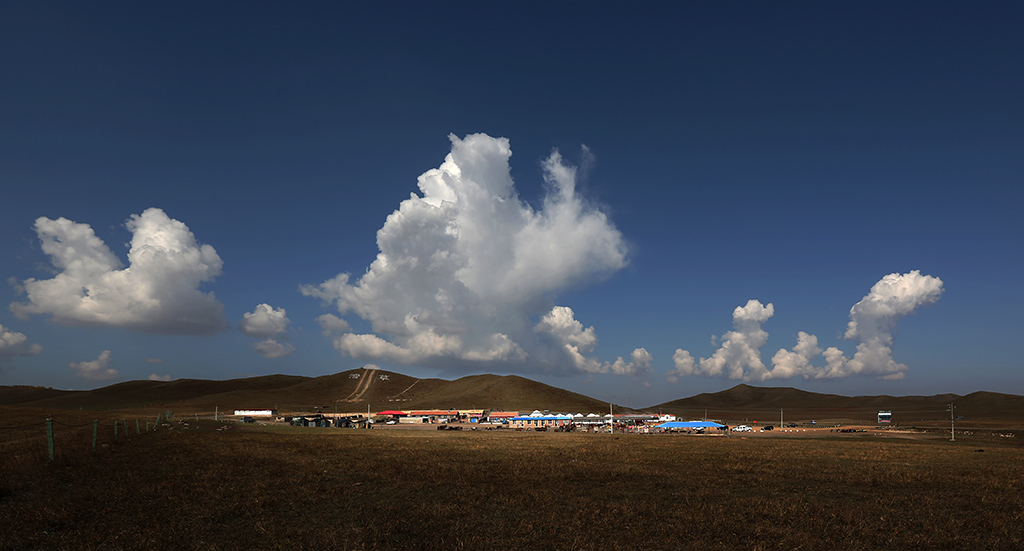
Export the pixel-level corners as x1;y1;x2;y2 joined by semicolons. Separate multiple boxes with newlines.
3;374;1022;426
652;384;1024;426
0;368;624;415
12;374;309;411
0;385;72;406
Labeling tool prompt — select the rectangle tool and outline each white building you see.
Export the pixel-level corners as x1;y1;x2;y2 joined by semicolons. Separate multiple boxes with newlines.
234;409;277;416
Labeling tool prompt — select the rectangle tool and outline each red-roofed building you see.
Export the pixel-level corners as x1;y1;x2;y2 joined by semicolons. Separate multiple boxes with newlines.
487;411;518;424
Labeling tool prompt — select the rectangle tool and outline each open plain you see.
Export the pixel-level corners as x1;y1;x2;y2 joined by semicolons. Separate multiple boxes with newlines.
2;405;1023;550
3;372;1023;549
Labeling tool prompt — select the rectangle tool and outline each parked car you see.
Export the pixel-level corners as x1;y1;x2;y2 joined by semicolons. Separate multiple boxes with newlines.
733;425;752;432
786;423;798;428
762;425;773;431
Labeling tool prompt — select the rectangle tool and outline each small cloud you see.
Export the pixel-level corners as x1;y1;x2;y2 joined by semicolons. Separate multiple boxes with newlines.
253;339;295;359
145;358;163;364
535;307;652;376
316;313;350;336
605;347;654;377
666;349;696;383
148;373;172;381
240;303;291;338
240;303;294;358
0;324;43;365
70;350;119;380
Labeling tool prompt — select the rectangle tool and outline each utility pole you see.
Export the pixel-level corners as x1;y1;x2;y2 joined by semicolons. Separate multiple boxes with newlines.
780;408;783;428
609;401;613;434
948;403;956;441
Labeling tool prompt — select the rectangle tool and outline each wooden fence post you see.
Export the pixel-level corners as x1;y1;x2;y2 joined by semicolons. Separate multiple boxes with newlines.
123;419;128;439
114;420;118;441
135;419;140;435
92;419;98;452
146;418;150;432
46;418;54;461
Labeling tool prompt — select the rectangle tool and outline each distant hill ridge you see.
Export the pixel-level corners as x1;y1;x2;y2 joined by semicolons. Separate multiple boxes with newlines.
653;383;1023;423
2;373;1022;422
0;369;618;414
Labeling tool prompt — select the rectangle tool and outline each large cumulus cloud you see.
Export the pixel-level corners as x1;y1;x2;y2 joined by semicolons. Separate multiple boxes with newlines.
10;208;228;335
302;133;638;375
669;271;943;382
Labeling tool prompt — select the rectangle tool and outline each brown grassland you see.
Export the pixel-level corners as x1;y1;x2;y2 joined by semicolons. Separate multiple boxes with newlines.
2;406;1023;550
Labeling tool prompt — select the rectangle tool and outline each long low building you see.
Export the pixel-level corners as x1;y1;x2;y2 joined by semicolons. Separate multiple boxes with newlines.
407;410;460;422
509;415;573;429
234;409;277;416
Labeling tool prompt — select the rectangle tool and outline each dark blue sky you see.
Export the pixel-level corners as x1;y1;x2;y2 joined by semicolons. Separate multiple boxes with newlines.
1;2;1021;405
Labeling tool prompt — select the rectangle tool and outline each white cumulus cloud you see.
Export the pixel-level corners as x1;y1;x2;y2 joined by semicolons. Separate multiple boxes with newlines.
10;208;227;335
533;307;653;376
670;300;774;381
239;303;291;338
301;133;638;375
768;331;822;379
70;350;119;380
148;373;173;381
240;304;294;358
316;313;351;336
253;339;295;359
0;324;43;365
669;271;943;382
666;349;696;383
607;347;654;376
768;270;944;380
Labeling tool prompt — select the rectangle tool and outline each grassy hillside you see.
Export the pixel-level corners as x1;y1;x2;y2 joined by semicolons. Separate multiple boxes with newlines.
0;385;72;406
384;373;620;413
19;374;310;411
0;369;625;415
652;384;1023;426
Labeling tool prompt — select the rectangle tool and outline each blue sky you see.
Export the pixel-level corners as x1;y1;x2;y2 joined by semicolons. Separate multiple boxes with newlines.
1;2;1021;406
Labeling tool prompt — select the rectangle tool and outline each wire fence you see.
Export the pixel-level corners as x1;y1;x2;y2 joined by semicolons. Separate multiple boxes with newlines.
0;410;175;471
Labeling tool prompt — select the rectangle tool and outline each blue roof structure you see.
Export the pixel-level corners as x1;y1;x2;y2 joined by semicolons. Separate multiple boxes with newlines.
655;421;725;429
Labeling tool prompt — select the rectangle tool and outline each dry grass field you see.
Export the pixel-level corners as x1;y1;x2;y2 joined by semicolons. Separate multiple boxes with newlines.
2;407;1023;550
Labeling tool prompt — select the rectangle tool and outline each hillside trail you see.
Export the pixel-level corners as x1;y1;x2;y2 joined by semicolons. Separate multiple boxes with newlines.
342;369;376;403
389;380;418;401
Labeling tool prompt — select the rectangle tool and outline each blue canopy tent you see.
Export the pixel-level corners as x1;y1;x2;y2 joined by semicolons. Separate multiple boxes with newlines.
654;421;725;429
